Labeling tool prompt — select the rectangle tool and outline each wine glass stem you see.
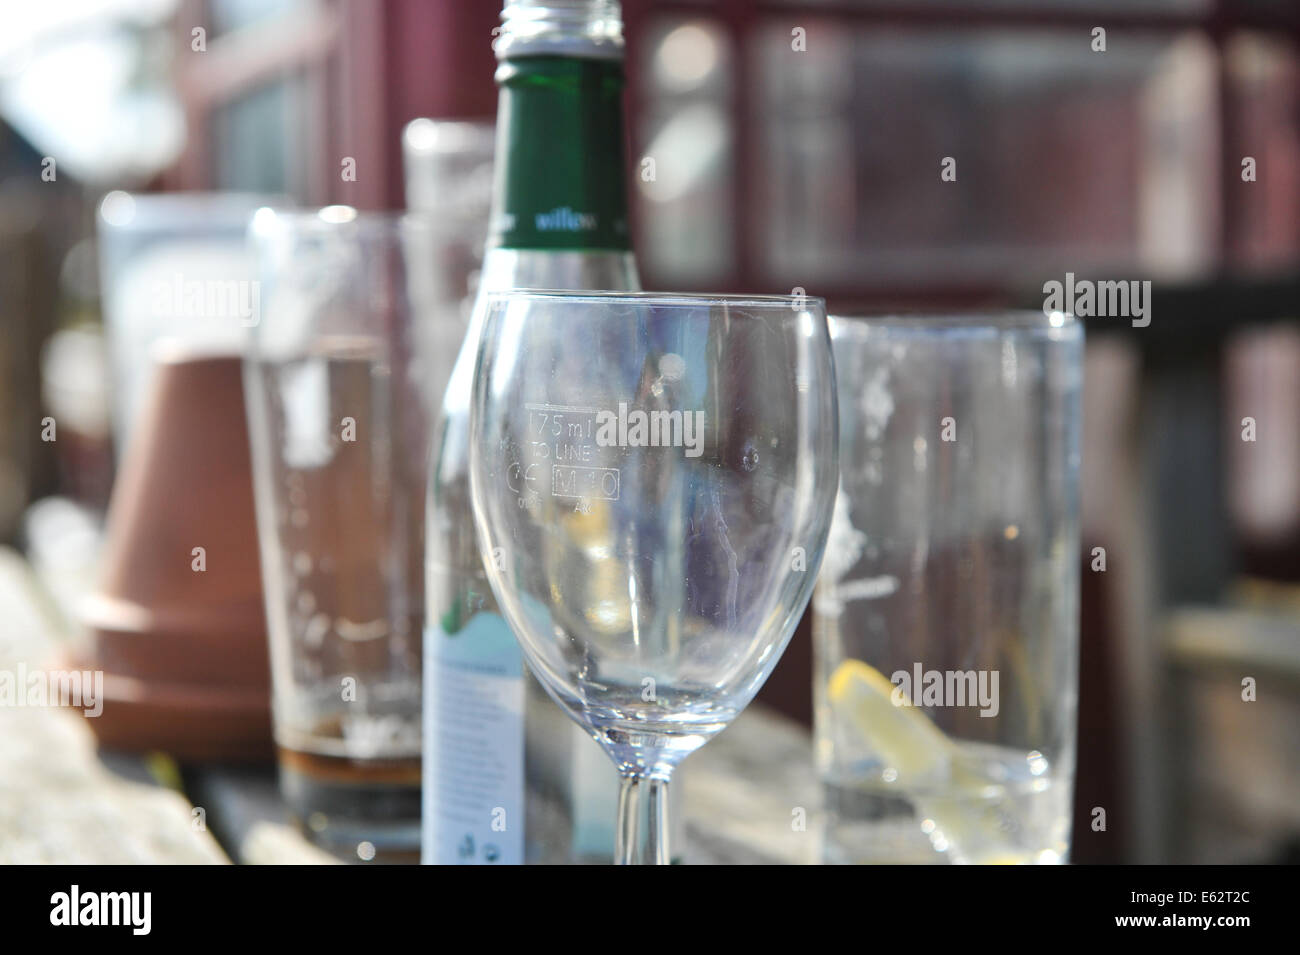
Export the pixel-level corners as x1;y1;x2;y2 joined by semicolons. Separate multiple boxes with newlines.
615;773;672;865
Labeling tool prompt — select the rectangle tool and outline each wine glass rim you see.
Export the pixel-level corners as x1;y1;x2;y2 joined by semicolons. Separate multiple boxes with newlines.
485;289;827;311
830;310;1080;337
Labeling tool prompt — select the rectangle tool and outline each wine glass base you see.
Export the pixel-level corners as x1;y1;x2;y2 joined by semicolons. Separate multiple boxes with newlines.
590;722;718;778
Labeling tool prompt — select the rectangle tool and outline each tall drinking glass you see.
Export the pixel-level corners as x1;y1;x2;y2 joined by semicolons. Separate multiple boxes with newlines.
468;291;839;864
815;313;1083;864
244;207;463;862
97;191;280;454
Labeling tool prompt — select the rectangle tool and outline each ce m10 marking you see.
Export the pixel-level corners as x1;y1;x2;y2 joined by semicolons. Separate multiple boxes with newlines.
552;465;620;502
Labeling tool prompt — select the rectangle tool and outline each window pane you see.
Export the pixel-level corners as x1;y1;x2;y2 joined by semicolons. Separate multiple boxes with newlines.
209;0;308;39
1226;32;1300;273
633;17;733;284
1225;324;1300;555
212;79;298;194
755;24;1219;288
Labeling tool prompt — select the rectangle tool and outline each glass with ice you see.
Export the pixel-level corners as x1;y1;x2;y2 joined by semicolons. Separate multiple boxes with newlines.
815;313;1083;864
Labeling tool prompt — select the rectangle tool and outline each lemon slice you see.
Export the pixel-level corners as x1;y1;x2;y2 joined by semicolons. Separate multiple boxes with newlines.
826;659;1031;865
826;659;954;780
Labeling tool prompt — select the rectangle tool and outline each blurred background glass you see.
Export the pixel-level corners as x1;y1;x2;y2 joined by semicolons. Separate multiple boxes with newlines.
245;208;458;862
0;0;1296;865
96;191;277;452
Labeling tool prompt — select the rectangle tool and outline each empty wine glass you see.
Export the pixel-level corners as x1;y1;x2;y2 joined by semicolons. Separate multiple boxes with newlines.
468;290;838;864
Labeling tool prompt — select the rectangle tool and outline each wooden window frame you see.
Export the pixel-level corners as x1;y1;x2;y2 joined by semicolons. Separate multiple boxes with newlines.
620;0;1300;307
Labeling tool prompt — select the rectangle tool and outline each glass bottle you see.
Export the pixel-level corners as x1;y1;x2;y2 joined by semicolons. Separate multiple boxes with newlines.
422;0;640;864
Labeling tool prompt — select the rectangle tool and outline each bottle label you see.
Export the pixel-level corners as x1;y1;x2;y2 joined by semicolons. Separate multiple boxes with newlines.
491;56;632;252
421;611;525;865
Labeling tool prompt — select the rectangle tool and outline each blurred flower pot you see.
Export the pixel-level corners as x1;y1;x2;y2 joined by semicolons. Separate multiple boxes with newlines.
78;345;272;760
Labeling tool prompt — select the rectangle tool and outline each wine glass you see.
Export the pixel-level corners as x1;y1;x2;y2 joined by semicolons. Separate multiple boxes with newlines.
468;291;839;864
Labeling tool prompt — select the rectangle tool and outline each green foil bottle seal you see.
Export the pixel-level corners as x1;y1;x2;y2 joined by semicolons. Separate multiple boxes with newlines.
489;1;631;252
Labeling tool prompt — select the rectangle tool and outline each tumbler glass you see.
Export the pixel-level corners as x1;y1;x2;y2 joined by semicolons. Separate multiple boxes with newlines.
97;191;280;454
815;312;1083;864
244;207;464;862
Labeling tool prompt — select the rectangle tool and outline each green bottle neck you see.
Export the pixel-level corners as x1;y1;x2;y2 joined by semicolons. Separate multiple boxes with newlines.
489;55;632;252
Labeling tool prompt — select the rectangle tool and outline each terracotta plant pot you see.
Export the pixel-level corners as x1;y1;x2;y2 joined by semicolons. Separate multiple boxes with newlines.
79;346;272;761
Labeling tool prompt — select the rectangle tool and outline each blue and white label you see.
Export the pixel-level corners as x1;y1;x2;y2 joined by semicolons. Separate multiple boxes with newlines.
422;611;524;865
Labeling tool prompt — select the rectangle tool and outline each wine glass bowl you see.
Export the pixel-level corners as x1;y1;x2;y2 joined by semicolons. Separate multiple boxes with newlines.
468;291;838;862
